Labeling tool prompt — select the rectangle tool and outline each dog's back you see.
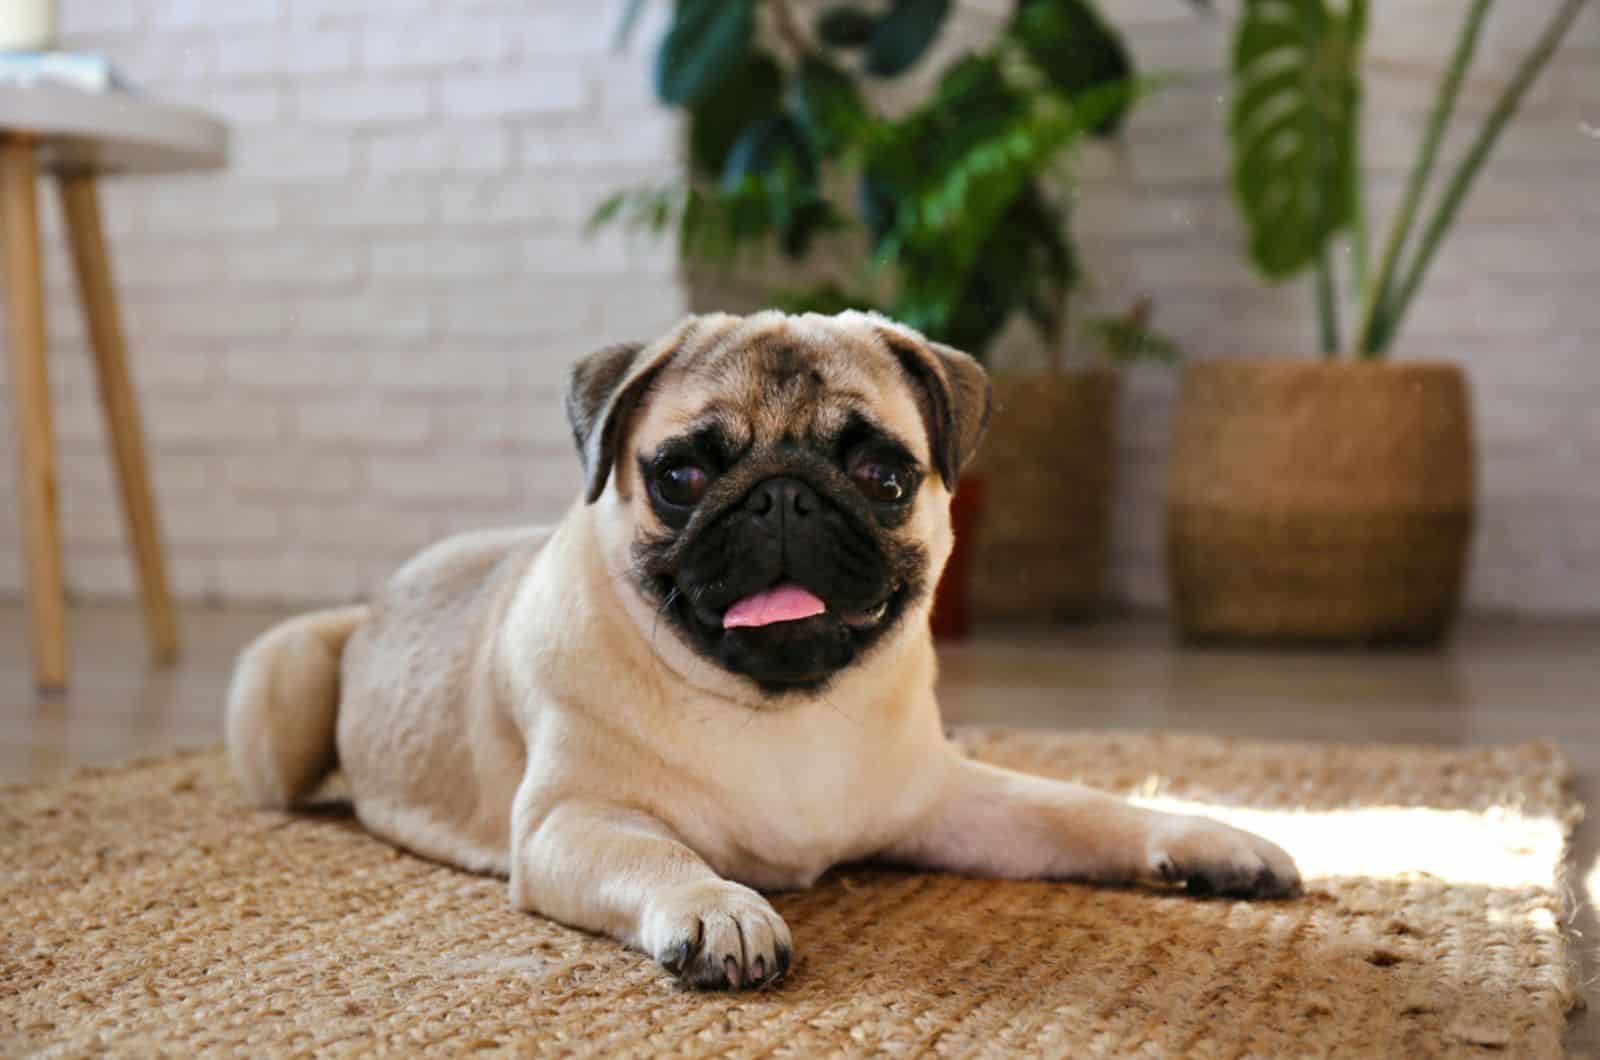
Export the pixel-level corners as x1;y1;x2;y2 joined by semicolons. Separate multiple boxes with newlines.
226;525;552;874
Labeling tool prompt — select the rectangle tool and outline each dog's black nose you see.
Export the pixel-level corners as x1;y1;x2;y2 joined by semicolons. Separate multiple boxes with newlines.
745;477;818;523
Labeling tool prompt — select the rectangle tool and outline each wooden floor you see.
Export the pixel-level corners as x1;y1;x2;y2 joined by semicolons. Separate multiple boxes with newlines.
3;605;1596;1049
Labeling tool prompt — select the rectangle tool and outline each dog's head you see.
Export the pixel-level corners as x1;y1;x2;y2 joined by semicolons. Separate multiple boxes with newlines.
565;311;989;696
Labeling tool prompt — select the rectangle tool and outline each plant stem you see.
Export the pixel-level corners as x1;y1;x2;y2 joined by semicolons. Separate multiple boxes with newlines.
1052;288;1070;375
1316;241;1340;356
1349;116;1369;297
1374;0;1589;354
1347;0;1371;295
1352;0;1493;358
613;0;648;50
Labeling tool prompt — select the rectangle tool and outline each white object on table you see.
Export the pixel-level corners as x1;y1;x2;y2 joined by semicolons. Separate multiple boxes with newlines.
0;51;126;93
0;0;56;51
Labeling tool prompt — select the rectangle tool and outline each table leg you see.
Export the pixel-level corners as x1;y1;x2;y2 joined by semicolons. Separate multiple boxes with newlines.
1;138;69;691
58;173;180;664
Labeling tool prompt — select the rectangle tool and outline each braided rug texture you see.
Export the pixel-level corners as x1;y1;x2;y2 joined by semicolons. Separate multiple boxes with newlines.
0;731;1581;1058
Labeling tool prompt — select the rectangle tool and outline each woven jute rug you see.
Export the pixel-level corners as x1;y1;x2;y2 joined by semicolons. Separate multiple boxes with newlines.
0;731;1582;1058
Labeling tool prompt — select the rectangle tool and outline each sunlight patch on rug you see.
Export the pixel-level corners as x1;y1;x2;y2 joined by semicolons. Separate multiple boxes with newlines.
1133;796;1566;888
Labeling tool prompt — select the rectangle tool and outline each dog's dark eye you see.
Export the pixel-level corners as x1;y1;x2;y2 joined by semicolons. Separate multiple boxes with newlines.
850;459;911;504
654;464;709;508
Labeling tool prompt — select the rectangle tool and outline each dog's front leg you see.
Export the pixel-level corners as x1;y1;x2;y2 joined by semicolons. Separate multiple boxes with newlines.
510;795;792;989
883;756;1300;899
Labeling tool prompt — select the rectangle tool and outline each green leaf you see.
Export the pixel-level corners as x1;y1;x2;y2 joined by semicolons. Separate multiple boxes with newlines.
789;57;868;158
1083;315;1183;363
655;0;757;106
719;114;829;259
613;0;648;49
1229;0;1361;279
890;79;1121;283
774;282;885;316
865;0;951;76
688;53;783;176
857;171;899;245
588;190;628;233
779;199;835;258
721;115;818;190
893;183;1076;356
816;6;879;47
860;54;1125;355
858;55;1023;248
1011;0;1134;135
586;184;690;238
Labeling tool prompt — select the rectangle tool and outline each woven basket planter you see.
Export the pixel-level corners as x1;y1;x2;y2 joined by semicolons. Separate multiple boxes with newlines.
969;369;1120;622
1166;359;1475;643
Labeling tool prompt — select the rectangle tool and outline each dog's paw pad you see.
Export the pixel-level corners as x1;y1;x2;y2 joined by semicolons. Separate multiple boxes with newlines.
662;932;700;975
1181;859;1298;899
1149;816;1302;900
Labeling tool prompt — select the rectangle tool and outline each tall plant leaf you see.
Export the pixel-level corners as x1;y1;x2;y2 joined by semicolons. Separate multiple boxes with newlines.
1353;0;1484;356
613;0;649;49
817;6;879;47
1229;0;1360;279
865;0;951;76
853;171;898;252
1012;0;1134;135
722;116;819;190
895;79;1128;280
655;0;758;106
873;77;1120;352
858;55;1024;254
790;57;868;158
689;54;783;176
898;184;1075;353
1370;0;1588;355
721;116;830;260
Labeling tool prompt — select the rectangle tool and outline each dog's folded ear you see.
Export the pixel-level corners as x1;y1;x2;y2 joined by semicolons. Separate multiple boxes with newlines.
880;332;992;487
565;339;667;503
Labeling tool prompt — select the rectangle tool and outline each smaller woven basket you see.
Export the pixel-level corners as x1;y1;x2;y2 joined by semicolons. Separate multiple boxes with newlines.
1166;359;1476;643
970;369;1120;621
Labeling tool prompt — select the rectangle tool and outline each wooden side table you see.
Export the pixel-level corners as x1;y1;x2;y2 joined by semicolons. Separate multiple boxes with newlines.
1;84;227;691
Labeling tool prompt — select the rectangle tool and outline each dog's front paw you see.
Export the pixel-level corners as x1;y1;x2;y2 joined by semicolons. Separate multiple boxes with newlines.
1147;814;1301;899
640;880;793;989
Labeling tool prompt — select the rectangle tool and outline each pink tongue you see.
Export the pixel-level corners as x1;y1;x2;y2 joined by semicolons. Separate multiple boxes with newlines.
723;582;827;629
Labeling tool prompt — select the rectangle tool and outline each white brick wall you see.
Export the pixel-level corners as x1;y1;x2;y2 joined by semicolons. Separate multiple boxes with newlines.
0;0;683;607
0;0;1594;619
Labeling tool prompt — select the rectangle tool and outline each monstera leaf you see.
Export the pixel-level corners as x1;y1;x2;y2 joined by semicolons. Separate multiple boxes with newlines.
1230;0;1361;278
655;0;757;106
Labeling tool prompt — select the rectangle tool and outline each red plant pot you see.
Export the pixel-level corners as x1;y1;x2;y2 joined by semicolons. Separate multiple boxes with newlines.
930;474;987;640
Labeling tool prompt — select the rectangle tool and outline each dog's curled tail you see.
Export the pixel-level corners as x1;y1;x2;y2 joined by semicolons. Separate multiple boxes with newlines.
226;605;369;809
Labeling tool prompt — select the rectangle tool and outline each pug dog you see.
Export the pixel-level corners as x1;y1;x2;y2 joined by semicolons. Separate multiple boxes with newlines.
227;310;1299;990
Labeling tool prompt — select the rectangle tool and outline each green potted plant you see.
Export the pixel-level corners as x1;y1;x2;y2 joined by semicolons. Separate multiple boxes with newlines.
1165;0;1588;643
598;0;1176;631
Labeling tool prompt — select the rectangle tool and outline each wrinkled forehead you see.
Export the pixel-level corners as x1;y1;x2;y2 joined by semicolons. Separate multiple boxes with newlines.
639;315;929;461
